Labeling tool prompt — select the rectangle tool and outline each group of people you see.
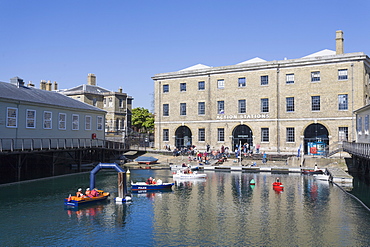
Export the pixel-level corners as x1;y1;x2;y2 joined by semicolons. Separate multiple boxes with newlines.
146;177;162;185
76;187;100;198
146;177;156;184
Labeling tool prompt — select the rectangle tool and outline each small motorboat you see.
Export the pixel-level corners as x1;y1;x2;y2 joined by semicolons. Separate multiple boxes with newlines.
131;180;174;191
173;170;207;179
272;178;284;192
135;156;158;165
170;164;199;171
313;169;330;181
302;169;324;175
272;182;284;187
64;190;110;207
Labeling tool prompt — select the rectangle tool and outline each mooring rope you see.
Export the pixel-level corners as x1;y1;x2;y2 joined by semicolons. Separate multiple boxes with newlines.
333;182;370;212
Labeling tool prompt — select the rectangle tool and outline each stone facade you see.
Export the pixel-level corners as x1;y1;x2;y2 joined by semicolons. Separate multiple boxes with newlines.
59;74;133;137
152;31;370;154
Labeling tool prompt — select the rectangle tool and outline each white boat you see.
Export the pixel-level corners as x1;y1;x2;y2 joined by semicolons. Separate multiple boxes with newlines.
313;170;330;181
173;170;207;179
170;164;199;171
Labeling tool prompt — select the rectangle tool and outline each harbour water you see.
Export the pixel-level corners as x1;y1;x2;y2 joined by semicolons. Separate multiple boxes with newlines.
1;169;370;246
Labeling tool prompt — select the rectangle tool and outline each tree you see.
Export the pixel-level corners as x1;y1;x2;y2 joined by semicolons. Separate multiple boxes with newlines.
131;107;154;133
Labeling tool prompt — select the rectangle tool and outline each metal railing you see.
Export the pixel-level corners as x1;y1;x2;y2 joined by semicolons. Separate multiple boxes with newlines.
0;138;128;152
343;141;370;159
324;141;344;157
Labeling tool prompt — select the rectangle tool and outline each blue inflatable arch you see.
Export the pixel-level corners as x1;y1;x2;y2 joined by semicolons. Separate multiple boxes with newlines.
90;163;125;190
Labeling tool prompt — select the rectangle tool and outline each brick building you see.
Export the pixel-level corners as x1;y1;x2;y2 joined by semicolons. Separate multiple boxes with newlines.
152;31;370;155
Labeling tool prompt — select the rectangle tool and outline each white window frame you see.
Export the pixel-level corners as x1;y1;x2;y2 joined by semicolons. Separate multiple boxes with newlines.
108;97;113;107
311;96;321;111
311;71;320;82
338;94;348;110
217;101;225;114
163;129;169;142
43;111;52;129
59;113;66;130
163;104;169;116
261;128;269;142
180;103;186;116
198;128;205;142
198;102;205;115
198;81;205;90
286;97;294;112
72;114;79;130
163;84;169;93
286;74;294;84
286;127;295;143
6;107;18;128
261;98;269;113
180;83;187;92
338;69;348;80
261;75;269;85
85;115;92;130
217;79;225;89
217;128;225;142
238;99;246;114
238;77;246;87
97;116;103;130
26;109;36;129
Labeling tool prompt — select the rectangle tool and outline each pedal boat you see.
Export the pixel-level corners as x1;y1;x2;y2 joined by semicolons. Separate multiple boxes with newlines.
64;190;110;207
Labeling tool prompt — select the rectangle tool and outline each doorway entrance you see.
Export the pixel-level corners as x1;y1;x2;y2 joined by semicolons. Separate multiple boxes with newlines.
232;125;253;151
303;123;329;155
175;126;192;148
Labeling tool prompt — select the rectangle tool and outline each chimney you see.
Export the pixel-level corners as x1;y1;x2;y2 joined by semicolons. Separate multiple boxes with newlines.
119;87;122;93
336;30;344;55
46;80;52;91
10;77;24;87
87;73;96;86
53;81;58;91
40;80;46;90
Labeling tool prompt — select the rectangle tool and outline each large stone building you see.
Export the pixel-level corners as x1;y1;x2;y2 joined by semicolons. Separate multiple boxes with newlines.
152;31;370;155
59;74;133;139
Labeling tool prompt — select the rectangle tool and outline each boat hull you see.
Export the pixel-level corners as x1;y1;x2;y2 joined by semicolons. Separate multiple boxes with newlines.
64;192;110;207
131;182;174;191
173;174;207;179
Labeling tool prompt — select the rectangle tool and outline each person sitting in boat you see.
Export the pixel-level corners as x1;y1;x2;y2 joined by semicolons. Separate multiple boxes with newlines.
91;188;99;197
146;177;154;184
85;188;93;198
76;188;84;197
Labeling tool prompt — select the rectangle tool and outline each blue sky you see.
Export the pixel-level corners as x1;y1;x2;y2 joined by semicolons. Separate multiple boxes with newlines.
1;0;370;111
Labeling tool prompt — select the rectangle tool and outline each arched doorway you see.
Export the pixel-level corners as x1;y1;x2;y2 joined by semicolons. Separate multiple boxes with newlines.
175;126;192;148
304;123;329;155
232;125;253;150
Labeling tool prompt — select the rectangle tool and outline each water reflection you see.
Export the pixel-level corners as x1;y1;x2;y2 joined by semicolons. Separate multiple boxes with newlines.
1;170;370;246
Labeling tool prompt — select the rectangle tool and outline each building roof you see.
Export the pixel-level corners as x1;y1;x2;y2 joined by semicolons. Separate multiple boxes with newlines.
0;81;105;113
60;84;111;95
302;49;336;58
179;64;212;71
354;104;370;114
237;57;267;65
152;49;368;80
